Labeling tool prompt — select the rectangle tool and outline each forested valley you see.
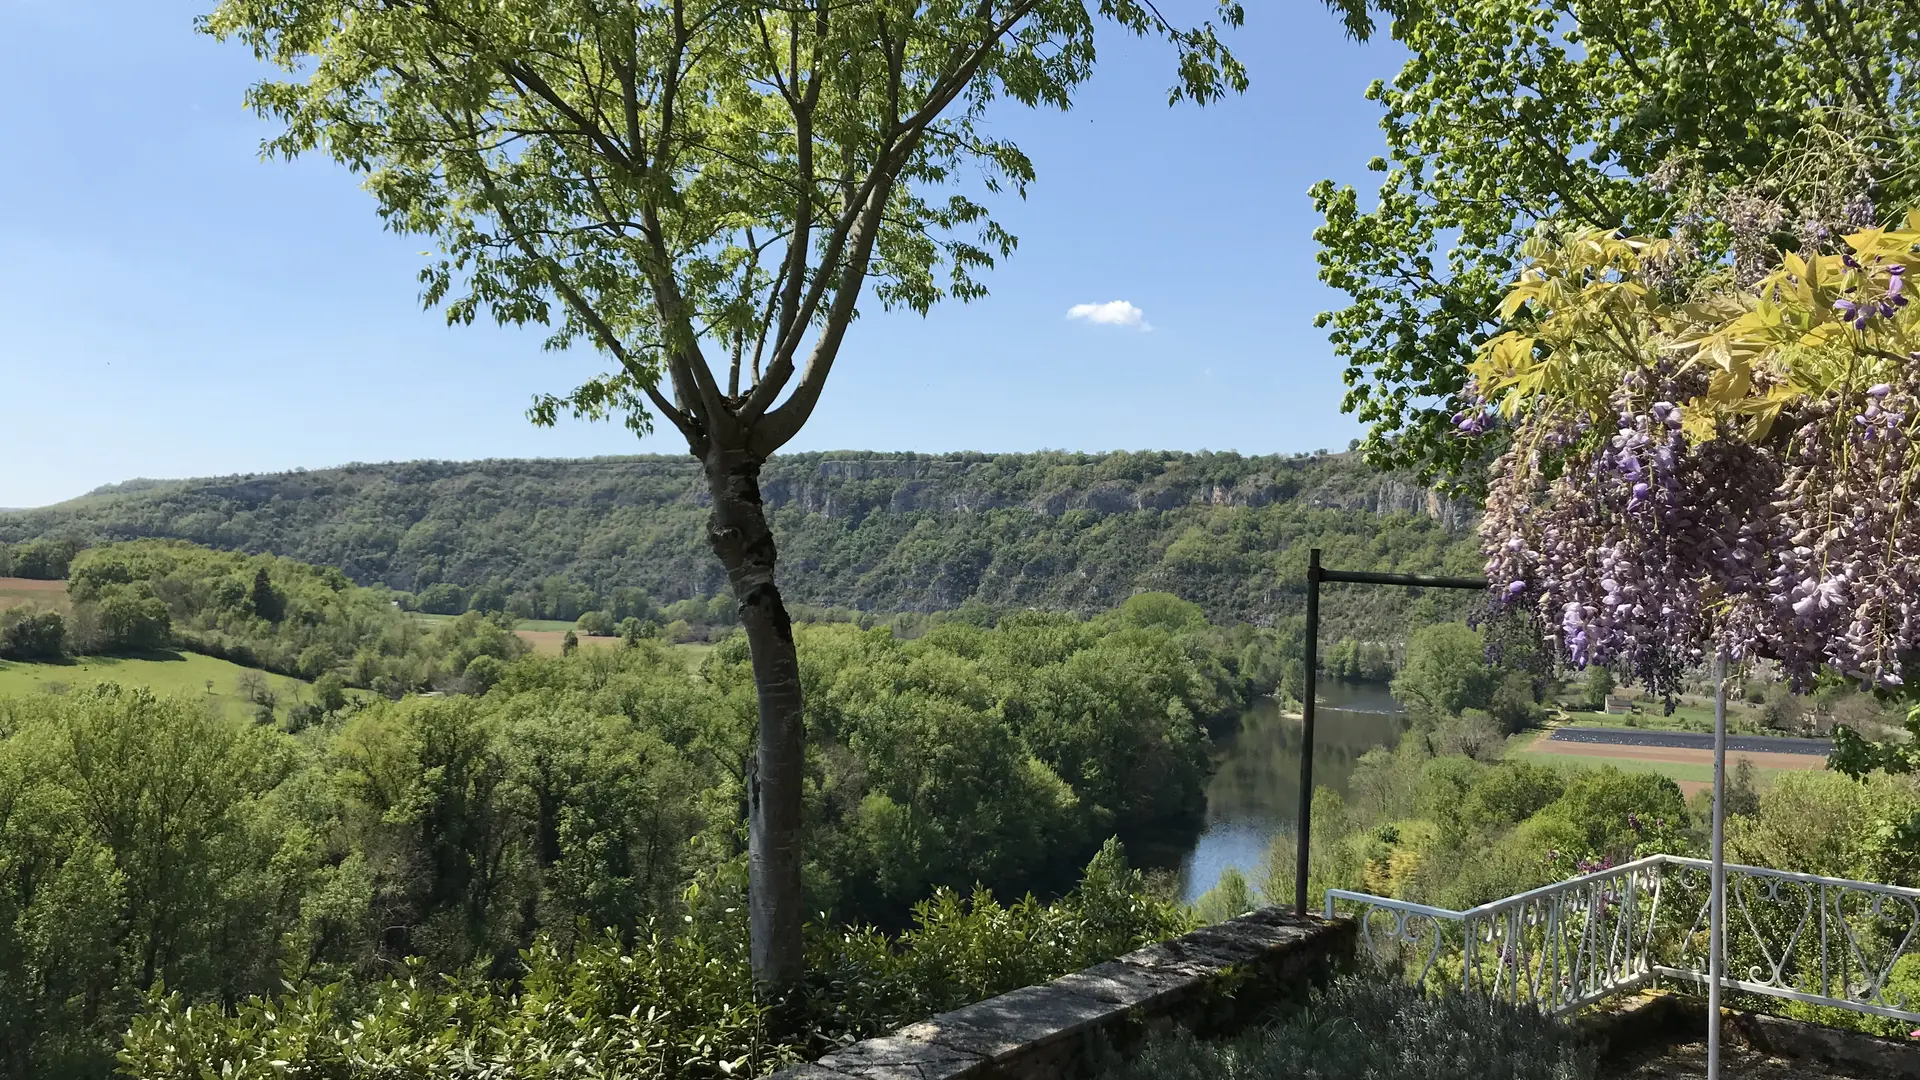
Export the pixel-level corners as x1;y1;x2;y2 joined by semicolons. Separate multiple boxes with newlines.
4;460;1911;1076
0;531;1303;1076
0;444;1481;1077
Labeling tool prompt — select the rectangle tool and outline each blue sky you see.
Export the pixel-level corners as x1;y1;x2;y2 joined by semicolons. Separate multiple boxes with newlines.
0;2;1406;508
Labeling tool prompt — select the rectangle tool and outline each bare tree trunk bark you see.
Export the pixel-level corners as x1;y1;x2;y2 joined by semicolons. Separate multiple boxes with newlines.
702;442;806;991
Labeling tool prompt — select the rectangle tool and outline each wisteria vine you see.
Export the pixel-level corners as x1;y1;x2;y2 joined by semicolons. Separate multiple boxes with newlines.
1469;213;1920;697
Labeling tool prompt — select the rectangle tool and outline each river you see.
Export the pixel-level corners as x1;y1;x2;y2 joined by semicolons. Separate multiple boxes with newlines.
1178;681;1407;903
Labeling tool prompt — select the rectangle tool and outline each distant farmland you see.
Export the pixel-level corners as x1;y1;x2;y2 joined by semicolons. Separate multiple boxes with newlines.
0;652;314;723
0;577;69;613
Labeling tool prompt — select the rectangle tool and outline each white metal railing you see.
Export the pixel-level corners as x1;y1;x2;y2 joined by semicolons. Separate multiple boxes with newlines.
1326;854;1920;1021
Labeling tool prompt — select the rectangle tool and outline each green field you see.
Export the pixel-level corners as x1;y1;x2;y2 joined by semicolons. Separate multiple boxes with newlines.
1511;746;1819;791
1512;749;1719;784
674;642;714;670
0;652;314;722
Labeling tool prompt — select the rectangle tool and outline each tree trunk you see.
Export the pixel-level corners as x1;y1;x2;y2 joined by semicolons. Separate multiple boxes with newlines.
703;443;806;990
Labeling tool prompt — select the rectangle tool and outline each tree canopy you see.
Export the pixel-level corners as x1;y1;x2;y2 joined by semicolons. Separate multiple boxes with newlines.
202;0;1245;453
1312;0;1920;483
199;0;1250;986
1;601;1251;1075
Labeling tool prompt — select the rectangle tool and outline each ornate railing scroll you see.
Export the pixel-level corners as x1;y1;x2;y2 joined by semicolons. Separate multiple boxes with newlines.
1653;856;1920;1022
1326;855;1920;1022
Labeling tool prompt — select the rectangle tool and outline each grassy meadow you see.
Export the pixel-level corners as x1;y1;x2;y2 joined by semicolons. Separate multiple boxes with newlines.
0;651;315;722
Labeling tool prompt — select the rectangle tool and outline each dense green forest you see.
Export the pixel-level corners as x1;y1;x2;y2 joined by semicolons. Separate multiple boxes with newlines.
0;451;1478;641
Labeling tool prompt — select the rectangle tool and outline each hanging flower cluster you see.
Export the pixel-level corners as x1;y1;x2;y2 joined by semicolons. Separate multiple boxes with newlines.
1472;219;1920;694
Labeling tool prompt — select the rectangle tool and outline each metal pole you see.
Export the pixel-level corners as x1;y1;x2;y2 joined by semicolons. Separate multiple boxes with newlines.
1295;548;1322;917
1708;650;1728;1080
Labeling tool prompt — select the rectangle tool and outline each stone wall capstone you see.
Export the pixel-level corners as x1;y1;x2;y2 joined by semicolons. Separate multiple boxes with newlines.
767;908;1354;1080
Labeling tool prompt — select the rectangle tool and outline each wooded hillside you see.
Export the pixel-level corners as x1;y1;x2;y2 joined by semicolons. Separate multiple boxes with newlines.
0;451;1479;636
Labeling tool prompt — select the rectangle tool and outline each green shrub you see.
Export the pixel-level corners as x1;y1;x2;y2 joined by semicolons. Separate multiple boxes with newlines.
1190;865;1257;926
119;840;1189;1080
1101;970;1596;1080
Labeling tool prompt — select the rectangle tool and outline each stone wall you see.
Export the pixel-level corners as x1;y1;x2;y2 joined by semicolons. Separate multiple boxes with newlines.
769;909;1354;1080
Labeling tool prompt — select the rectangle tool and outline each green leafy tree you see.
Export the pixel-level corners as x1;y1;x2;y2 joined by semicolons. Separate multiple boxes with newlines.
1832;707;1920;778
0;608;65;659
1579;665;1616;712
97;590;172;653
314;672;349;714
415;582;468;615
0;685;312;1077
462;654;507;695
1487;670;1538;733
1310;0;1920;481
249;566;284;622
561;629;579;656
203;0;1246;990
7;537;81;580
1391;622;1493;717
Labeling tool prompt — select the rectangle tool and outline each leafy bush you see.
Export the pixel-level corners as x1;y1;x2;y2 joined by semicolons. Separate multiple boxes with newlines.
1102;970;1596;1080
1190;865;1258;925
119;840;1188;1080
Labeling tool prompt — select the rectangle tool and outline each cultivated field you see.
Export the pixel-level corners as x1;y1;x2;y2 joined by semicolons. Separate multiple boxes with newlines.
519;632;715;670
518;629;622;655
1512;731;1826;797
0;652;314;722
0;577;71;613
409;612;714;666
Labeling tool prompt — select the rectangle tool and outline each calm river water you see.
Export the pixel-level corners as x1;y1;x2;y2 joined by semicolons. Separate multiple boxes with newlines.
1178;682;1407;903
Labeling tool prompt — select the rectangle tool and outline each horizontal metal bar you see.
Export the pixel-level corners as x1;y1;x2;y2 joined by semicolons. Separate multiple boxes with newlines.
1660;856;1920;900
1325;890;1465;921
1334;855;1920;922
1651;967;1920;1023
1314;568;1491;590
1460;855;1669;917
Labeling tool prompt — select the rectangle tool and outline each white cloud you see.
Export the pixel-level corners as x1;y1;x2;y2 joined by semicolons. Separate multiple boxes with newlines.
1066;300;1151;331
